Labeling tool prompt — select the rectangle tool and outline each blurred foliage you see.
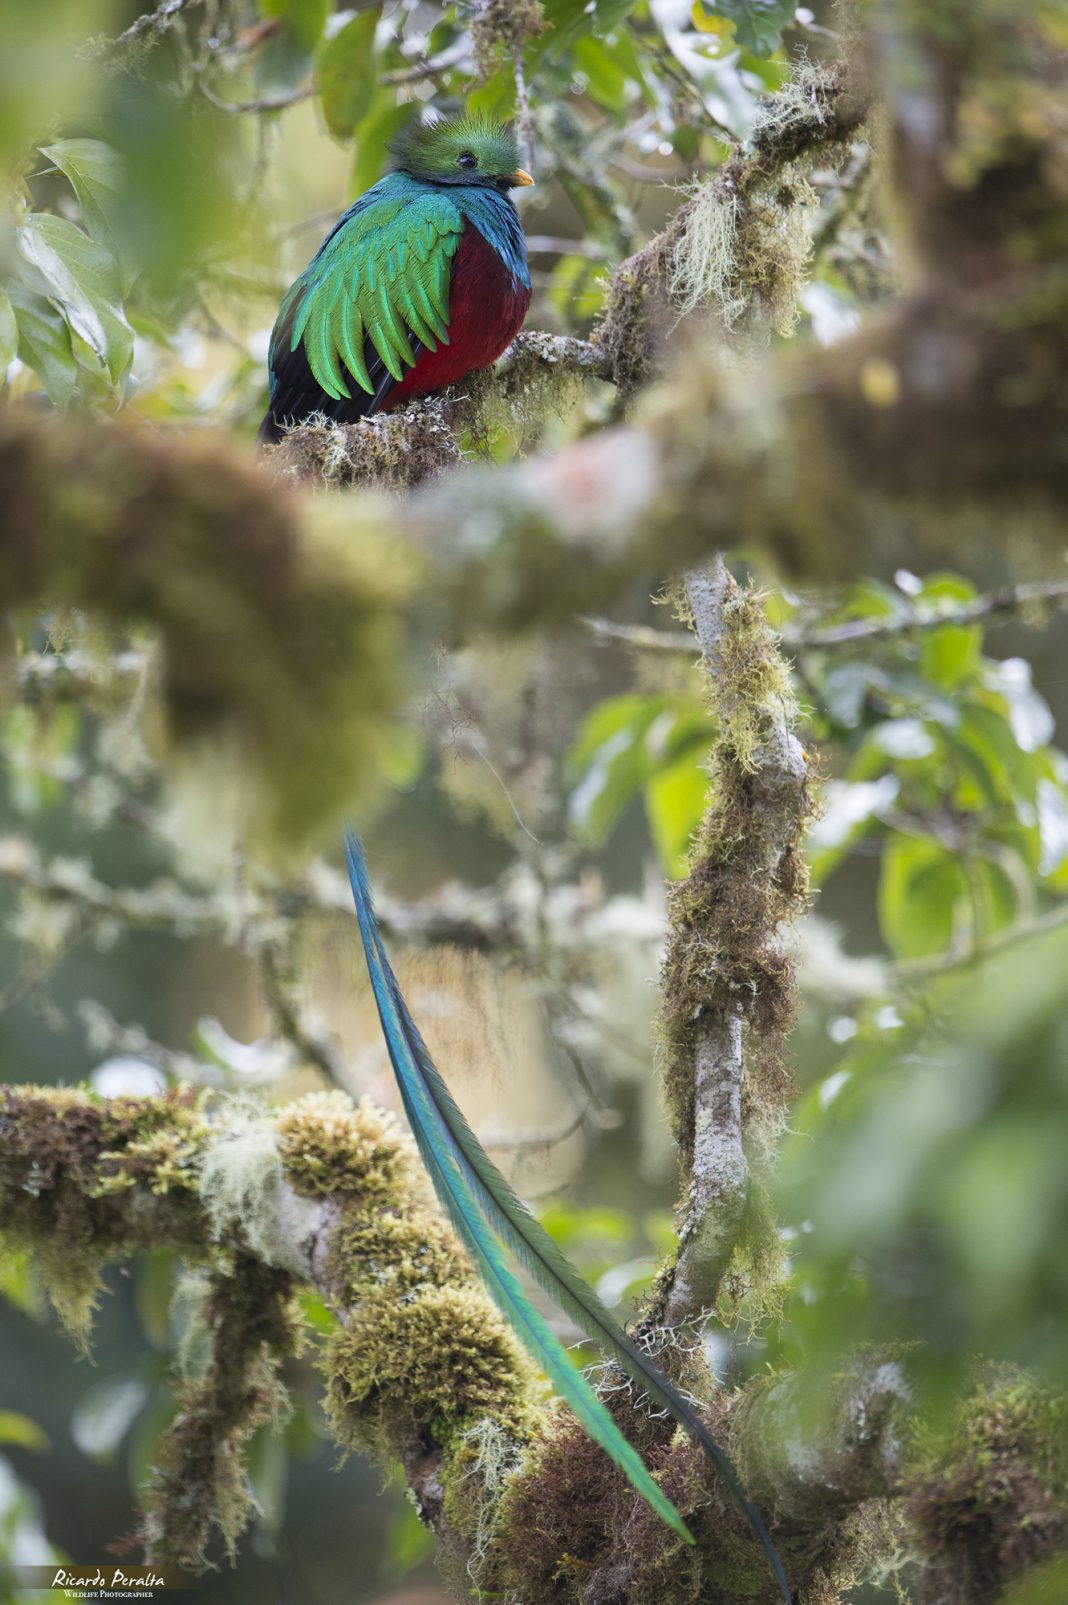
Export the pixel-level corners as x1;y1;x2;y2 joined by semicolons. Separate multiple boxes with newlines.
569;573;1068;951
2;0;1067;1598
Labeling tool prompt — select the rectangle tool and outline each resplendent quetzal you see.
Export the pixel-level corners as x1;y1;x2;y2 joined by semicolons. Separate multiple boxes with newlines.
259;115;533;442
344;833;794;1603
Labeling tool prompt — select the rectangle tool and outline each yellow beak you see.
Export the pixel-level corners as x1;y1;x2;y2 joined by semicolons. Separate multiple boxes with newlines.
512;169;535;187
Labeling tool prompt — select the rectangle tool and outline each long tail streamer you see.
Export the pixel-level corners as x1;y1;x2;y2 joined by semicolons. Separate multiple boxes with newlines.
345;831;792;1603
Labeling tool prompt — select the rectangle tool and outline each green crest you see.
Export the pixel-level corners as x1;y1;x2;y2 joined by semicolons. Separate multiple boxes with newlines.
388;114;523;185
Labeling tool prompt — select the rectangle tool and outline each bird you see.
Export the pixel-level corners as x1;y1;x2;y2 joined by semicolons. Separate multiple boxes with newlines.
259;114;533;443
344;831;793;1604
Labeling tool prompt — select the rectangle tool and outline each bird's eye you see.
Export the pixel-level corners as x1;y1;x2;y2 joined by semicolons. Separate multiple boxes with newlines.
457;150;478;169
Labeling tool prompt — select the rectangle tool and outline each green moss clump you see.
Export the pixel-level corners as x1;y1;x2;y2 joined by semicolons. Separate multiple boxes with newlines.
276;1086;537;1539
275;1089;413;1202
324;1282;533;1460
325;1206;469;1307
594;245;668;398
908;1369;1068;1604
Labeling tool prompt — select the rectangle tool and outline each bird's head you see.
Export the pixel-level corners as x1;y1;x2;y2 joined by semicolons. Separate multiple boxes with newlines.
388;114;534;192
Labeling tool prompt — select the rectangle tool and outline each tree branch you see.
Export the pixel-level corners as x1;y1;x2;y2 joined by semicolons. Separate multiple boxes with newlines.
197;81;316;115
93;0;200;52
1;1083;1061;1600
584;578;1068;658
651;559;811;1326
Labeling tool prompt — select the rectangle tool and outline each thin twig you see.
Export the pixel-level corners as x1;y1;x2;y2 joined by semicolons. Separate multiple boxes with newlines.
897;896;1068;981
198;80;316;115
792;579;1068;648
583;616;695;654
525;235;609;259
584;578;1068;658
103;0;199;49
381;43;468;85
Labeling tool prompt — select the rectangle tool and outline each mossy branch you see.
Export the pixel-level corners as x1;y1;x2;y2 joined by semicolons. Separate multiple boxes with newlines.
592;59;866;393
3;1084;1066;1598
0;1083;535;1572
649;559;812;1328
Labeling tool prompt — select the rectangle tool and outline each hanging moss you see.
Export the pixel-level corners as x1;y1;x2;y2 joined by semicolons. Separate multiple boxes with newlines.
139;1253;300;1571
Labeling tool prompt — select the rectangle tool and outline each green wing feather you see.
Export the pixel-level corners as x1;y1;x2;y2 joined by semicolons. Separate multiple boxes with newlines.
345;832;794;1601
290;189;461;400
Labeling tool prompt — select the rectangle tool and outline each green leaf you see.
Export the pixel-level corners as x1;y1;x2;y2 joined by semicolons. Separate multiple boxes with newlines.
351;99;414;197
71;1377;148;1462
318;7;380;141
806;774;899;887
958;701;1036;806
971;858;1018;938
920;622;981;690
695;0;795;57
645;749;708;877
539;0;638;60
567;694;712;847
573;36;632;113
0;1411;49;1452
0;286;17;373
877;835;966;959
915;571;978;606
38;138;133;289
260;0;329;52
466;62;517;122
8;281;78;406
17;215;132;383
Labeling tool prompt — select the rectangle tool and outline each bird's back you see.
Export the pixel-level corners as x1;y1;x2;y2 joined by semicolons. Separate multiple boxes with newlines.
260;172;529;443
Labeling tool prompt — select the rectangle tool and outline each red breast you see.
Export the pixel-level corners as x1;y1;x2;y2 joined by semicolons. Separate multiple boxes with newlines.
382;224;532;408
